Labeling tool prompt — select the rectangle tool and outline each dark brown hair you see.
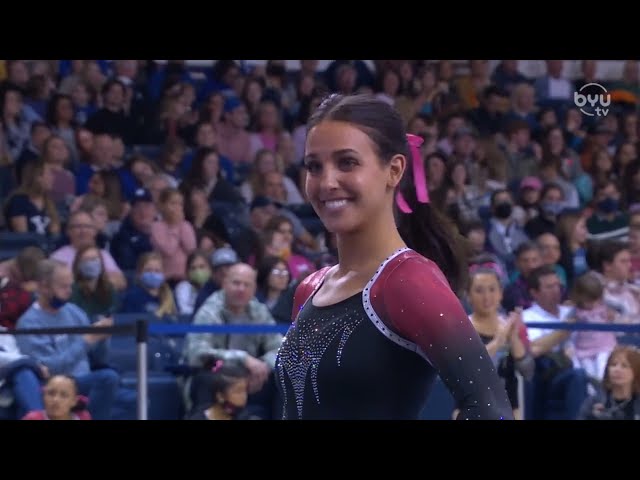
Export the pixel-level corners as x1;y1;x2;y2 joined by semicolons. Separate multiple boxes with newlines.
307;93;467;291
602;345;640;394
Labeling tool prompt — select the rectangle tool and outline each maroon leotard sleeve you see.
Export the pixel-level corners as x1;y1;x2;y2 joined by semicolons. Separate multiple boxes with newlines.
291;267;332;321
371;255;514;420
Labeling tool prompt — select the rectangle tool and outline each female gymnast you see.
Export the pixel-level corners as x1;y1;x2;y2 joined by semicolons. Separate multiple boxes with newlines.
275;93;513;420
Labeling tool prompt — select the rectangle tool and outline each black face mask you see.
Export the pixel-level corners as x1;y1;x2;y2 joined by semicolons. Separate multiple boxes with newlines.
494;202;513;219
222;400;244;418
597;197;619;214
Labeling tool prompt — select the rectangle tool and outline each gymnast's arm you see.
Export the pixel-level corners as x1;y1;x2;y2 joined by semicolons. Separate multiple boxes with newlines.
379;257;514;420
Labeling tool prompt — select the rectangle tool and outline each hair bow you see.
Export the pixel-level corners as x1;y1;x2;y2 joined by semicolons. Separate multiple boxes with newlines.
395;133;429;214
212;360;224;373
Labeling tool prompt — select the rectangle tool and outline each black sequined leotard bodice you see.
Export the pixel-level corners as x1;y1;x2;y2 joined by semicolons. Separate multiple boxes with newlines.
275;248;514;420
276;291;433;419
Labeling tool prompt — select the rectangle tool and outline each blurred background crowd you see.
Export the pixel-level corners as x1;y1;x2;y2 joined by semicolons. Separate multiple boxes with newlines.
1;59;640;421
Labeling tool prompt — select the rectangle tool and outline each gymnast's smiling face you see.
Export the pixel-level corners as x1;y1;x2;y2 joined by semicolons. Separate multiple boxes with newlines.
303;120;404;235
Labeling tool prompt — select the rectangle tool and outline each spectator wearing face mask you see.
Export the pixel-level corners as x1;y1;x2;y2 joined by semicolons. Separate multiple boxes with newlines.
174;251;213;316
486;189;530;276
15;260;119;420
525;183;568;239
191;247;239;319
70;245;118;320
118;252;176;317
587;180;629;243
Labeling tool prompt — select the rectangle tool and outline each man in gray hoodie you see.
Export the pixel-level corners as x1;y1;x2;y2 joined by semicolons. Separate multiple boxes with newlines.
185;262;283;418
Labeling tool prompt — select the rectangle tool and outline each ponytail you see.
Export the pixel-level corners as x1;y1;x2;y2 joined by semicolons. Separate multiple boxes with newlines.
395;136;468;293
396;199;469;294
157;282;177;317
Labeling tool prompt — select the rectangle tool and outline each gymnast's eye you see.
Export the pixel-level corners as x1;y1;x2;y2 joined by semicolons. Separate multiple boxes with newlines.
303;160;322;174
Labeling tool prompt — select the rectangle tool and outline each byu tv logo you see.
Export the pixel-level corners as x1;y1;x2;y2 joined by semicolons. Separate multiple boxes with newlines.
574;83;611;117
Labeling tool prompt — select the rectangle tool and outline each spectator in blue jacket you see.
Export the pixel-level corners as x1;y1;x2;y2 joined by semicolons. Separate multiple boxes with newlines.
15;259;120;420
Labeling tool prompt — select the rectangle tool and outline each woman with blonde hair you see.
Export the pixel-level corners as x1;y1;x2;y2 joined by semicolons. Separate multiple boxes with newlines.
119;252;177;317
3;161;60;236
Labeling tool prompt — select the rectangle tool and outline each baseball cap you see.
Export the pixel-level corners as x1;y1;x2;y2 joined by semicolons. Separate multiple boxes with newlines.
131;188;153;204
224;96;243;113
519;176;543;191
210;247;239;268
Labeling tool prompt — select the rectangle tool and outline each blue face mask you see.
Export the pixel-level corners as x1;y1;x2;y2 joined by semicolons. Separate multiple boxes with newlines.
79;258;103;279
140;271;165;289
49;295;68;310
541;201;565;217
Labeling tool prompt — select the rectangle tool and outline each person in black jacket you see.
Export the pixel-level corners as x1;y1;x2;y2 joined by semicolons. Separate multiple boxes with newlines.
110;188;155;271
85;79;136;145
577;345;640;420
181;147;245;206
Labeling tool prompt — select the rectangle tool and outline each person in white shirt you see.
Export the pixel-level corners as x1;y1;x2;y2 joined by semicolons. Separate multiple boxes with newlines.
523;265;575;357
522;265;589;419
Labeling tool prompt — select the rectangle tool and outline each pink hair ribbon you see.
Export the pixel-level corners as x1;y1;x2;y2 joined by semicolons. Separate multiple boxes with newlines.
469;261;506;280
212;360;224;373
469;262;499;274
395;133;429;214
